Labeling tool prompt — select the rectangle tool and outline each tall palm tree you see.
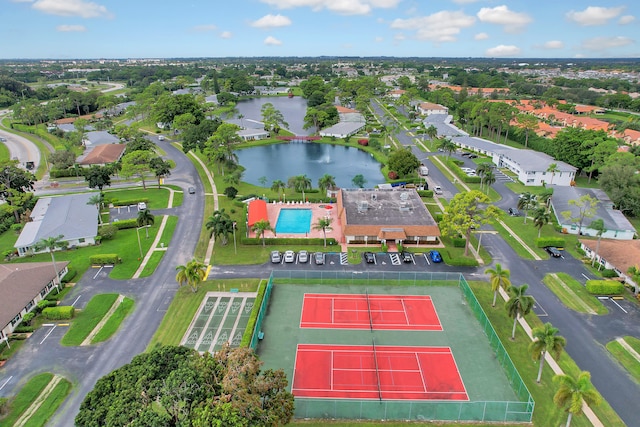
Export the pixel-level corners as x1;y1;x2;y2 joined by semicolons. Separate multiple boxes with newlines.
553;371;601;427
547;163;560;185
484;263;511;307
317;174;336;194
271;179;286;201
436;137;457;159
517;192;538;224
87;193;103;224
206;209;234;245
425;125;438;141
313;217;333;247
175;259;208;293
533;207;551;238
136;208;155;238
589;219;607;269
34;235;67;292
529;322;566;383
476;163;493;191
483;169;496;195
288;174;312;201
505;284;535;340
252;219;274;247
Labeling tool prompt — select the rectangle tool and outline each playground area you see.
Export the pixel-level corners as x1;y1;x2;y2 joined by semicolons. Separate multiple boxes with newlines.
255;272;534;423
181;291;256;353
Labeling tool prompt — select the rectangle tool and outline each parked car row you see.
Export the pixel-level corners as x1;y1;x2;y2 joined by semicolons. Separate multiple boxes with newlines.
271;250;321;264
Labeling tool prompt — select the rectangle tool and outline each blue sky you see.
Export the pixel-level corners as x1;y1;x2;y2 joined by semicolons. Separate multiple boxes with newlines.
2;0;639;59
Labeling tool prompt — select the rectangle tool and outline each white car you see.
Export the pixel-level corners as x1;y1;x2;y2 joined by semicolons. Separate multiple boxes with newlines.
158;135;165;141
284;250;295;263
433;186;443;195
298;250;309;263
137;202;147;211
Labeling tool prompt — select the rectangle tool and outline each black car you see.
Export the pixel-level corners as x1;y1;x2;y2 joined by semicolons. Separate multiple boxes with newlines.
545;247;562;258
401;251;413;263
468;154;478;158
508;207;520;216
363;252;375;264
460;152;470;157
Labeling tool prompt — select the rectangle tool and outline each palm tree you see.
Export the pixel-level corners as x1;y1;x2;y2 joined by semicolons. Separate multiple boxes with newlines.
425;125;438;141
136;208;155;238
517;192;538;224
271;179;286;201
206;209;234;245
252;219;274;247
313;217;333;247
483;169;496;195
529;322;566;383
484;263;511;307
34;235;68;292
87;193;103;224
505;284;535;340
533;207;551;238
318;174;336;195
436;137;457;159
547;163;560;185
288;174;312;201
589;219;607;269
553;371;601;427
175;259;208;293
476;163;493;191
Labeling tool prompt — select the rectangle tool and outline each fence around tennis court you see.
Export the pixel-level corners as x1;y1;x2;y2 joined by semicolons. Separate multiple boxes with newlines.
256;270;534;423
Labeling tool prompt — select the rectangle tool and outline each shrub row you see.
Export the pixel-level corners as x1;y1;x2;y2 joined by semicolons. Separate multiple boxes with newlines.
417;190;434;198
113;219;138;229
50;168;86;178
585;280;624;295
240;280;268;347
536;237;566;248
109;198;148;207
446;160;482;183
452;237;467;248
89;254;121;265
13;325;36;333
42;306;75;320
240;237;337;246
62;268;77;283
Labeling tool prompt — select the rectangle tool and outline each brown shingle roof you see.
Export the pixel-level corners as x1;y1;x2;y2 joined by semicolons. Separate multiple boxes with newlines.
0;262;69;329
579;239;640;274
80;144;126;165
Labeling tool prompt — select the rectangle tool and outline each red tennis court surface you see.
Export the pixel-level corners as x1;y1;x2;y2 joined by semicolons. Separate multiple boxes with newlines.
300;293;442;331
292;344;468;401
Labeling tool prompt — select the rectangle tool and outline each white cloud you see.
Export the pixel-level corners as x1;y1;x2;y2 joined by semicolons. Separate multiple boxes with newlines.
264;35;283;45
10;0;35;3
394;33;405;41
192;24;217;32
374;36;383;42
56;24;86;32
619;15;635;25
390;10;475;43
566;6;625;26
32;0;112;18
259;0;400;16
477;5;531;33
543;40;564;49
474;32;489;40
452;0;480;4
485;44;521;57
220;31;232;38
251;14;292;28
581;36;634;51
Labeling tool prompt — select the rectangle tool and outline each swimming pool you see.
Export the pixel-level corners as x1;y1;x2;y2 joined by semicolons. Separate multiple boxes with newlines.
275;209;312;234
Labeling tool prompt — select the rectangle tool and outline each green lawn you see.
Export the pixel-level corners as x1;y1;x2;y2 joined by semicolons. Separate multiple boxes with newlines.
103;187;173;210
0;373;53;426
61;293;119;346
0;140;10;161
147;278;261;349
606;336;640;383
543;273;608;314
90;297;134;344
20;378;71;427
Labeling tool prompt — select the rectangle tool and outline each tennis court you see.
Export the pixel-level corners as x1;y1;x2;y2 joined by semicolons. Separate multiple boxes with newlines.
300;293;441;330
292;344;468;400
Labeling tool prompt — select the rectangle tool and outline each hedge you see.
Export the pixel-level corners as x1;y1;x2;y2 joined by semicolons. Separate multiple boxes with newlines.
536;237;566;248
240;280;268;347
89;254;121;265
62;268;77;283
110;198;148;207
13;325;36;333
452;237;467;248
601;269;619;278
240;237;337;246
585;280;625;295
42;306;75;320
113;219;138;229
417;190;433;198
50;168;86;178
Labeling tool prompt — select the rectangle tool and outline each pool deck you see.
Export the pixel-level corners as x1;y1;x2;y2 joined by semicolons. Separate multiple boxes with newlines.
248;202;344;247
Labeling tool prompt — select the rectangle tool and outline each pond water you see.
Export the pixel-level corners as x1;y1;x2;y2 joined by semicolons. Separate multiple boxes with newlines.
236;97;309;136
236;143;385;189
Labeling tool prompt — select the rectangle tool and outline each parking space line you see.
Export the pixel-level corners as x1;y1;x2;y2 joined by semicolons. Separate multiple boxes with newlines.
0;376;13;391
40;325;57;344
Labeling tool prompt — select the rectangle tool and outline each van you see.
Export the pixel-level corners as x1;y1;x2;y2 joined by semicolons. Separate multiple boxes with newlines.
419;166;429;176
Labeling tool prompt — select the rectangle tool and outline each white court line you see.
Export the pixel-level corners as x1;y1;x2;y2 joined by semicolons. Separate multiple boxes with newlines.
40;325;56;344
0;376;13;391
415;352;428;392
400;299;410;325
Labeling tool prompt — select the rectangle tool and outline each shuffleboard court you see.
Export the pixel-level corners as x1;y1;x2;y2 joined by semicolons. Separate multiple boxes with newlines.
300;293;442;331
292;344;468;401
182;292;256;353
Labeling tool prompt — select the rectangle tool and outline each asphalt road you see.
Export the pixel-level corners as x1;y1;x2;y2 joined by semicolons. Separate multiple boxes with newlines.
0;128;41;169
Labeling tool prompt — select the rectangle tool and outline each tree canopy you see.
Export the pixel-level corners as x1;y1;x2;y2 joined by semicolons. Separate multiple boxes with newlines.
387;148;420;177
76;345;294;427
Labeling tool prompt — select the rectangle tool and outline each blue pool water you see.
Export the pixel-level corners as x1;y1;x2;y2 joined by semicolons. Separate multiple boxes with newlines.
275;209;312;233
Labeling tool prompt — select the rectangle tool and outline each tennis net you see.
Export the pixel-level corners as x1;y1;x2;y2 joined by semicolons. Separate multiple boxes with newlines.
365;288;373;331
372;337;382;401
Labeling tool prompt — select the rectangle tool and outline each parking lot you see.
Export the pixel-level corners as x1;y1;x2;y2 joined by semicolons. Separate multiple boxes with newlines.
268;250;449;269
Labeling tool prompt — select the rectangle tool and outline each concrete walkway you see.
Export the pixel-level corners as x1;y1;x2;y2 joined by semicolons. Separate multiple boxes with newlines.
616;337;640;363
14;374;63;427
80;294;125;346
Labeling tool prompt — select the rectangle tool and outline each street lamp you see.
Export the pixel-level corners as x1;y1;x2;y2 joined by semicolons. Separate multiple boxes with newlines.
232;221;237;255
136;225;150;260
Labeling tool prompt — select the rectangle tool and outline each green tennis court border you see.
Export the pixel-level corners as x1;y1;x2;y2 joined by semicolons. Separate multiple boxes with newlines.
254;271;533;423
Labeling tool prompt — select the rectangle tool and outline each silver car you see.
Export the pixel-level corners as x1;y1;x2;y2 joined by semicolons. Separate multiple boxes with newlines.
298;250;309;263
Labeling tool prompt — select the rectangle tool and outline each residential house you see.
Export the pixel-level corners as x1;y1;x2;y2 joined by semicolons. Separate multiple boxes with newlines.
579;239;640;294
78;143;126;166
417;102;448;116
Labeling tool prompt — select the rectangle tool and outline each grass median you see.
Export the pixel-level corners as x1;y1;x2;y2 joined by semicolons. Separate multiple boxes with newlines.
543;272;608;314
61;294;120;346
606;336;640;383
